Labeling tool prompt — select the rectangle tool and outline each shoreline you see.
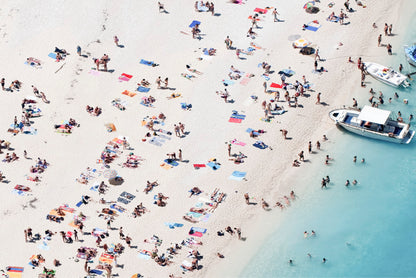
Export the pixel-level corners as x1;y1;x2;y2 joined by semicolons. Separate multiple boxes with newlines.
206;0;413;277
0;1;413;277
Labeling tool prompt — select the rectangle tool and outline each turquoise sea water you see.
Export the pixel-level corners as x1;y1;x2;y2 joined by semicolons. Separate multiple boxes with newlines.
240;9;416;278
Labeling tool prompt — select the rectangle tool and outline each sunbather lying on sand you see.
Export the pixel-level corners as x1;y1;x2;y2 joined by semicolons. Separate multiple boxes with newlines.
27;57;41;66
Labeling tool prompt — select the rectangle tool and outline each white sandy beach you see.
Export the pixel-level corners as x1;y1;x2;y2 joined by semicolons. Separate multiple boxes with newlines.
0;0;408;277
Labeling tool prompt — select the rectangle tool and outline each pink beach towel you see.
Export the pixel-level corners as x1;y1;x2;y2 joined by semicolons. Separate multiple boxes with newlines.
119;73;133;82
254;8;267;14
231;139;246;146
229;118;242;123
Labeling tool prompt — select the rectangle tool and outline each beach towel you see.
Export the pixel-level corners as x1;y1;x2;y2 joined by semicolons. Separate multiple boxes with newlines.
110;204;126;213
90;269;104;275
231;139;246;146
248;15;260;21
119;73;132;81
89;69;100;76
189;20;201;28
246;128;259;136
253;141;268;149
140;59;155;66
137;86;150;93
222;79;235;86
117;197;130;204
327;16;340;22
278;69;295;77
271;110;286;115
165;222;184;229
230;112;246;119
229;117;242;123
254;7;268;14
229;171;247;181
160;163;173;170
7;266;24;278
193;164;206;169
201;213;211;222
304;21;321;31
240;76;250;86
138;253;151;260
270;83;283;88
99;253;114;264
120;191;135;200
48;53;57;59
191;227;207;233
207;161;220;170
164;159;179;166
122;90;137;97
149;137;163;147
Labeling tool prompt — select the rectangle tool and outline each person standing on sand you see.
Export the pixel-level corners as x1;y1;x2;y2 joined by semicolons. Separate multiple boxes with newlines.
244;193;250;204
388;24;392;35
114;36;119;47
352;98;358;108
228;144;231;156
384;23;388;36
280;129;288;139
308;141;312;153
77;46;81;56
178;149;182;161
316;92;321;104
377;34;382;47
1;78;5;90
387;44;392;55
158;2;166;13
224;36;233;49
316;141;321;150
156;76;162;89
272;8;279;22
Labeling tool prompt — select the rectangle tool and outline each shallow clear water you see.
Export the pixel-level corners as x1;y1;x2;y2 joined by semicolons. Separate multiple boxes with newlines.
241;10;416;278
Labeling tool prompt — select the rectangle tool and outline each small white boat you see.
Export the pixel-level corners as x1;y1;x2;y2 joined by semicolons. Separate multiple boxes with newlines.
329;106;414;144
364;62;410;87
404;44;416;67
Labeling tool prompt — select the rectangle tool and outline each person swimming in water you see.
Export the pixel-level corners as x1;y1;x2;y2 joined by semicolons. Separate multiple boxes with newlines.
345;180;350;187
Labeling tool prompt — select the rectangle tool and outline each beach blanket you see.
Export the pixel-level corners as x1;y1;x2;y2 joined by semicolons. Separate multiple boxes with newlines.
229;171;247;181
164;159;179;166
7;266;24;278
193;164;206;169
189;20;201;28
304;21;321;31
229;117;242;123
122;90;136;97
137;86;150;93
253;141;268;149
140;59;157;66
207;161;220;170
48;53;57;59
327;16;340;22
110;203;126;213
99;253;114;264
165;222;184;229
270;82;283;88
254;7;267;14
189;227;206;237
222;79;235;86
246;128;260;136
118;73;132;82
231;139;246;146
230;112;246;119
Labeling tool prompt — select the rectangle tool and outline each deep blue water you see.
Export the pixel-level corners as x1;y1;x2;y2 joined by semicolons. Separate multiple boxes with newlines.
240;9;416;278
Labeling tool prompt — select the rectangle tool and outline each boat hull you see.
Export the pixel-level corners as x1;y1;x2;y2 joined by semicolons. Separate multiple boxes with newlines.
329;109;414;144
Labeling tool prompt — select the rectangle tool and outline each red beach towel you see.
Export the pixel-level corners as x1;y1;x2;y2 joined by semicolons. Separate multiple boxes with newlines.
270;82;283;88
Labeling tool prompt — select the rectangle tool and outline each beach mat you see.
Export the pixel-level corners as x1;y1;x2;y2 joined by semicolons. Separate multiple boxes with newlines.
140;59;155;66
270;83;283;88
137;86;150;93
229;171;247;181
48;52;57;59
229;117;242;123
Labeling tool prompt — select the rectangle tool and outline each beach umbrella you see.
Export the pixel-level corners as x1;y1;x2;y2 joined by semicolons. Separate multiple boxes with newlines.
303;1;315;9
103;169;117;179
288;34;301;41
293;38;310;48
109;176;124;186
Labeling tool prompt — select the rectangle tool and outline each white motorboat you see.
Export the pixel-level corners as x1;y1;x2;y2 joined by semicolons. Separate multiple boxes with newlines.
404;44;416;67
364;62;410;87
329;106;414;144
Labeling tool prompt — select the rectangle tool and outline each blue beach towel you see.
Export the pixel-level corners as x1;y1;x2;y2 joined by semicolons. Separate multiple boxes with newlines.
246;128;260;136
48;53;57;59
253;141;268;149
164;159;179;166
189;20;201;28
190;227;207;233
76;201;83;207
304;25;319;32
222;79;235;86
137;86;150;93
140;59;154;66
229;171;247;181
207;161;220;170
